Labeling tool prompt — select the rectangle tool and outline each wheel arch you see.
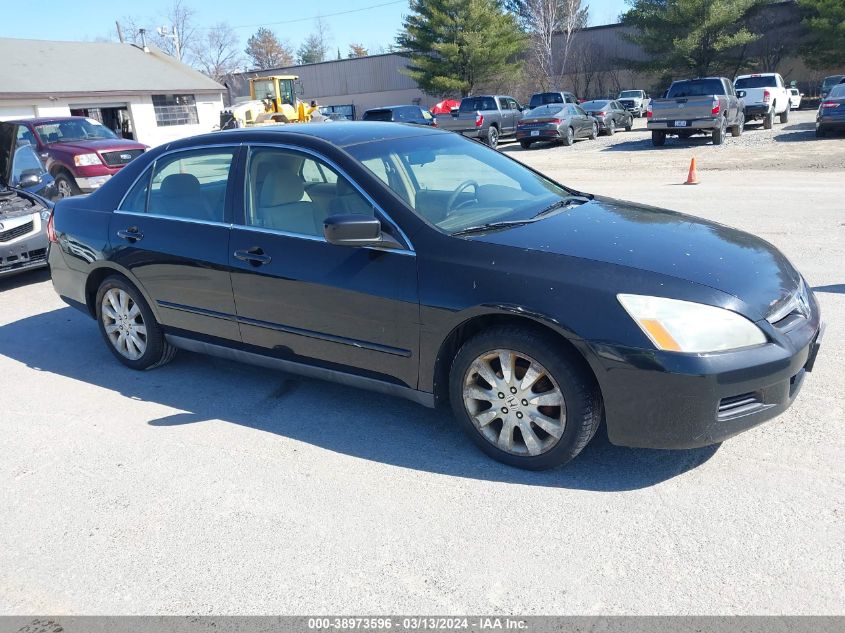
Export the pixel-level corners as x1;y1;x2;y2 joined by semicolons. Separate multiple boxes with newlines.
84;263;161;322
430;310;603;408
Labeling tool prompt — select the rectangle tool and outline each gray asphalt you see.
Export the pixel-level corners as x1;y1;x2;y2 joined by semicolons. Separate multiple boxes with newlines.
1;113;843;614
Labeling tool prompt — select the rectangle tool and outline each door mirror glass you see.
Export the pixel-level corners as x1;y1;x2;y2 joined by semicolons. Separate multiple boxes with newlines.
737;90;746;99
18;169;42;188
323;214;383;246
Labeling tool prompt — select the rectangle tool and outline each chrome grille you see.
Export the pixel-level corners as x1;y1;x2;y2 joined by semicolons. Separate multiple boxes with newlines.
101;149;144;167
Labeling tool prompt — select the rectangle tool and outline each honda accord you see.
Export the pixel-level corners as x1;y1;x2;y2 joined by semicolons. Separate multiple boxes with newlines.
47;123;823;469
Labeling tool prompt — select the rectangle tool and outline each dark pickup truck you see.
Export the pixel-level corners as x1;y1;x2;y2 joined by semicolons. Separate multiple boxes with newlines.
434;95;523;149
647;77;745;146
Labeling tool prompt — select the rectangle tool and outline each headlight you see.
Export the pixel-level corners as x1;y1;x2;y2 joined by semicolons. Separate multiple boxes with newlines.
40;209;51;221
617;294;767;353
73;153;102;166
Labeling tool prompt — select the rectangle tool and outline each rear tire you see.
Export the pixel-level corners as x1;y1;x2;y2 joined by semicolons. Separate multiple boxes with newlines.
562;126;574;146
779;105;789;124
449;326;602;470
624;117;633;132
712;118;726;145
589;122;598;140
731;112;744;137
95;276;177;371
816;126;826;138
605;119;616;136
519;139;533;149
764;109;774;130
651;130;666;146
485;126;499;149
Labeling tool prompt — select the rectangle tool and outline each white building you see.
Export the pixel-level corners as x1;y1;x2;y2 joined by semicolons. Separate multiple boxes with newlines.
0;38;224;147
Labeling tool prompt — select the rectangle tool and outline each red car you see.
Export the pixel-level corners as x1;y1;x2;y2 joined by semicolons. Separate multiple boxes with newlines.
9;116;147;198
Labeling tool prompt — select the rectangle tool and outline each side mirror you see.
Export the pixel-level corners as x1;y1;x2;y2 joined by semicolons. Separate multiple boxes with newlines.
324;214;387;247
18;169;43;188
736;90;746;99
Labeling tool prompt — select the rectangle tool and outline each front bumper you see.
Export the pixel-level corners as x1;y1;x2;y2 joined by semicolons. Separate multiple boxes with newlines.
75;175;112;192
0;213;49;277
587;305;823;450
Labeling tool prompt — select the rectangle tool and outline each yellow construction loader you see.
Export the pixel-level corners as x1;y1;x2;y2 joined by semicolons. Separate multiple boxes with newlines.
220;75;321;129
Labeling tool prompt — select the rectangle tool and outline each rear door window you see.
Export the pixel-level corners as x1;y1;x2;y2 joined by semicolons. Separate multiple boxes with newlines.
120;149;235;222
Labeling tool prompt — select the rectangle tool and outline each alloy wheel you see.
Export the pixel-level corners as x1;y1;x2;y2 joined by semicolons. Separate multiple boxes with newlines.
462;349;566;456
101;288;147;360
57;179;73;198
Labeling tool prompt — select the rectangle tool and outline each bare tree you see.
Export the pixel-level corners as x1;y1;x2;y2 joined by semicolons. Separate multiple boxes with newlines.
558;0;588;80
195;23;242;82
152;0;199;62
524;0;560;90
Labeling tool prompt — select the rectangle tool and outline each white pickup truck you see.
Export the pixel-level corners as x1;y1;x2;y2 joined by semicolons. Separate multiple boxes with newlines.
734;73;791;129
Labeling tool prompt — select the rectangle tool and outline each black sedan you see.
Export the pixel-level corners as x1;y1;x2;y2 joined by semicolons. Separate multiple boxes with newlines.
580;99;634;135
48;123;823;470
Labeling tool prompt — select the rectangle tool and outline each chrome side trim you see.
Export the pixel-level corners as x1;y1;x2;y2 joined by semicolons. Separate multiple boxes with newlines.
165;334;435;408
114;210;233;228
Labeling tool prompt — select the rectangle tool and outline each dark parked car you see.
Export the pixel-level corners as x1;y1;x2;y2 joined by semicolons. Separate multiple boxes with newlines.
579;100;634;135
7;116;146;198
516;103;597;148
48;123;822;469
820;75;845;100
0;125;53;278
362;105;435;126
816;83;845;137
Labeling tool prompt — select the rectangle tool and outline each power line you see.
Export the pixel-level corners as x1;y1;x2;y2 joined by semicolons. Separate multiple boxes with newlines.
219;0;407;31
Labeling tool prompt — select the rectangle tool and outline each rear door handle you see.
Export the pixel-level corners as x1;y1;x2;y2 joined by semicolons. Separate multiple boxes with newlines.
234;247;272;266
117;227;143;242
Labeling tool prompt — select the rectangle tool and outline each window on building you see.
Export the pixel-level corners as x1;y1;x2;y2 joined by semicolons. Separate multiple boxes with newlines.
152;94;199;127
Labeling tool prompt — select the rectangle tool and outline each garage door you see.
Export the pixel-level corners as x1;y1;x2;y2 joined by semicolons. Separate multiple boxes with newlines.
0;105;36;121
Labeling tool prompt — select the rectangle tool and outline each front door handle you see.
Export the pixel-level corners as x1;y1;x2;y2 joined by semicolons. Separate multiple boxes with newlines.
234;247;272;266
117;227;143;242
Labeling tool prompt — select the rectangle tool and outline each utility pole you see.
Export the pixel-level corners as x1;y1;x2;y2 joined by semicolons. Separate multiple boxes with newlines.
116;20;124;43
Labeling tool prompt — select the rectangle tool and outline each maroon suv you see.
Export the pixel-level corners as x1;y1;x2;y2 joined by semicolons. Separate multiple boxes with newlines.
9;116;147;198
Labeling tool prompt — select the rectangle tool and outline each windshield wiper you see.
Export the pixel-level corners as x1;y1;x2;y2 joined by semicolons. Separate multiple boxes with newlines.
450;219;539;237
531;195;590;219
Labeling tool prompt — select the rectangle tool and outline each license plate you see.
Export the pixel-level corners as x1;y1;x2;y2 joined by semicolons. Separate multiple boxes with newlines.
675;120;688;127
531;131;540;136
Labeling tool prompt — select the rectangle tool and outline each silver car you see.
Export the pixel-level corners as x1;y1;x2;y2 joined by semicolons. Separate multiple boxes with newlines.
516;103;598;148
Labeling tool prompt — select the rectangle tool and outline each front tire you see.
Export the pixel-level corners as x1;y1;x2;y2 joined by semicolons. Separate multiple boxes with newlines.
485;126;499;149
54;172;81;198
449;326;602;470
96;276;177;370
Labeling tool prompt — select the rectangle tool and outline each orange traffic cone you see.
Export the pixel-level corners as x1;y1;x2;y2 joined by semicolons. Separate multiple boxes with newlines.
684;157;699;185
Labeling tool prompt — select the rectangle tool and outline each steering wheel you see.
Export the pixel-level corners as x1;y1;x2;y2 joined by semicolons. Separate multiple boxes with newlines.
445;180;479;215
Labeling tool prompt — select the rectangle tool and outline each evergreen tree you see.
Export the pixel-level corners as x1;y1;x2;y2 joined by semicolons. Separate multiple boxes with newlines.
397;0;527;97
621;0;763;76
799;0;845;68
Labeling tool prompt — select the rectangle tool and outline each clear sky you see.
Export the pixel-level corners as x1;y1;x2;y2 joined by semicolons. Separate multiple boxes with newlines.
0;0;629;62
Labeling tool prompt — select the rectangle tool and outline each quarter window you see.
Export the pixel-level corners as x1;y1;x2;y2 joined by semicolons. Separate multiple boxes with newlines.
244;147;374;237
152;94;199;127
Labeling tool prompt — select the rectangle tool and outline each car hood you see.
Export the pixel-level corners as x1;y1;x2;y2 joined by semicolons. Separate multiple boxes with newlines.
45;139;146;153
474;196;801;320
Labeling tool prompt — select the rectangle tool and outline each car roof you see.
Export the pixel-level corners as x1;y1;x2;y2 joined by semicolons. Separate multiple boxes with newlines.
365;105;419;111
179;121;442;150
6;116;90;125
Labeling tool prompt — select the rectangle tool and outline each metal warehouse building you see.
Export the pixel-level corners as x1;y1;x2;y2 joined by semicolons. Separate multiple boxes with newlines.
225;53;438;120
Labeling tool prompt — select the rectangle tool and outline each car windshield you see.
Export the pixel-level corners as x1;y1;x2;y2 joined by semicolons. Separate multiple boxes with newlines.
529;93;565;108
525;104;565;117
345;132;571;234
580;100;610;110
735;76;778;89
618;91;641;98
34;119;118;144
828;84;845;99
667;79;726;97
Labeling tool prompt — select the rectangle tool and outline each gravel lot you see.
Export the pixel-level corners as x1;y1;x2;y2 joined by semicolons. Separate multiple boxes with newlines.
1;109;843;615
